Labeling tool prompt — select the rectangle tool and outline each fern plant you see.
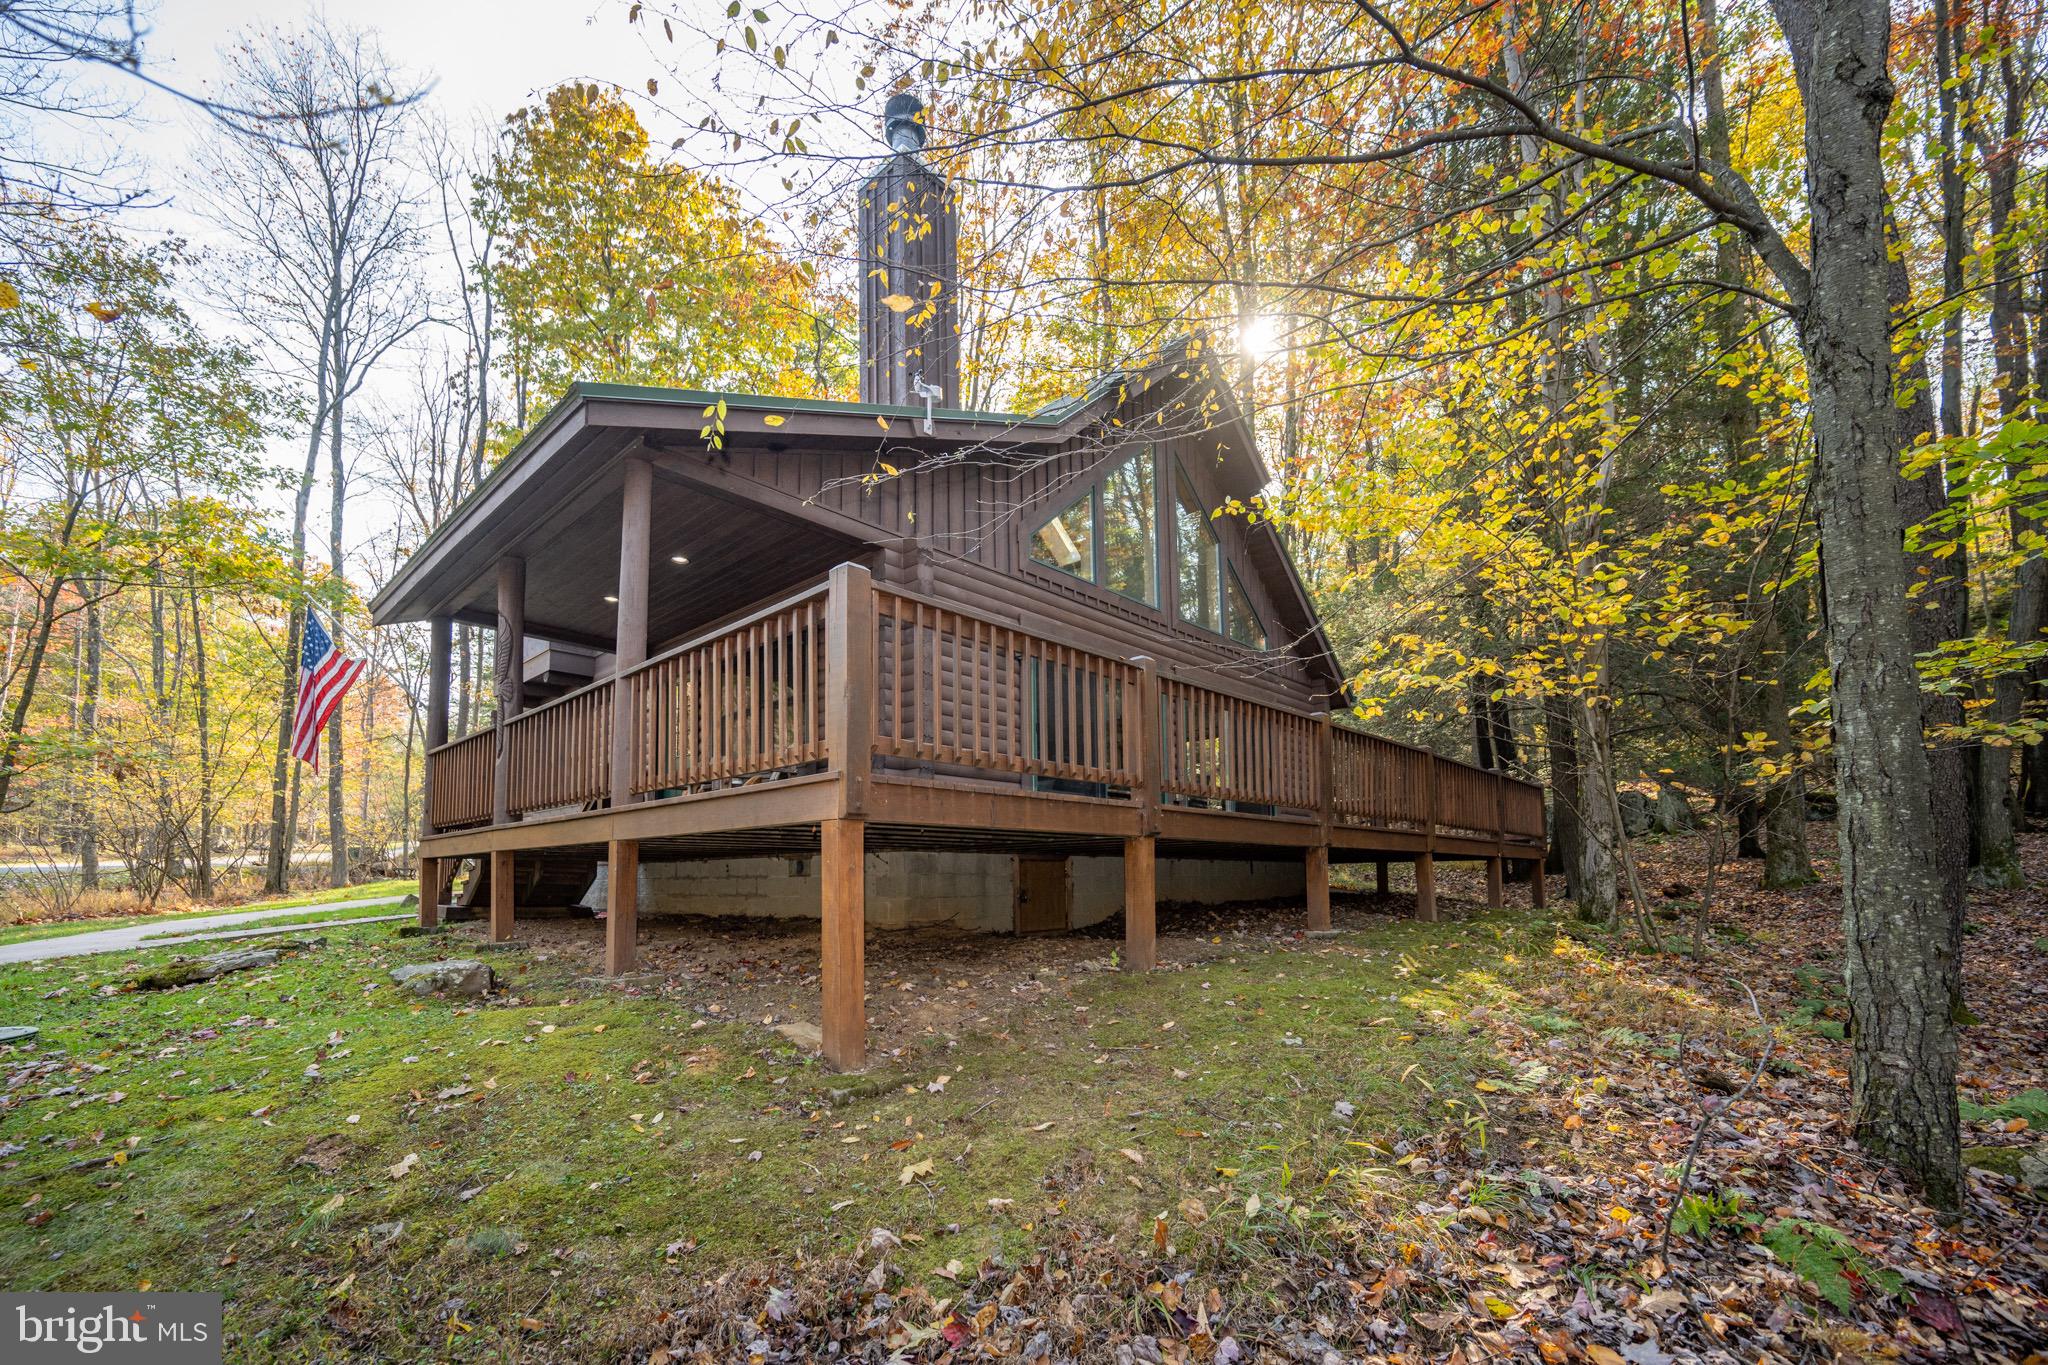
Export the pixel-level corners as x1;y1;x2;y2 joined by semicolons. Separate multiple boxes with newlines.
1761;1218;1902;1312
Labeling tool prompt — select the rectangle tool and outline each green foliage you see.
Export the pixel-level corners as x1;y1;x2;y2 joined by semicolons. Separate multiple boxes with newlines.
1958;1088;2048;1126
1761;1218;1903;1312
477;82;839;433
1671;1190;1754;1241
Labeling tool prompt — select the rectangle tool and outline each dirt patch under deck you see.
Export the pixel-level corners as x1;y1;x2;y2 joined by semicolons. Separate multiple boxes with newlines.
443;862;1503;1061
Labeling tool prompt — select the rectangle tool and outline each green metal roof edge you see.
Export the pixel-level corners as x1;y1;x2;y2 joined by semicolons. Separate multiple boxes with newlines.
567;380;1033;425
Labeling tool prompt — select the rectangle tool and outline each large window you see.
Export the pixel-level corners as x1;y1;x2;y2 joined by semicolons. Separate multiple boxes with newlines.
1030;489;1094;582
1027;449;1266;650
1100;453;1157;604
1174;468;1221;633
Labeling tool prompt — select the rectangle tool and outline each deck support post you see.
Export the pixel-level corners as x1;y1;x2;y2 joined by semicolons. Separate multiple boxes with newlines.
1306;845;1330;931
820;816;866;1069
1123;834;1157;971
605;838;639;975
825;563;876;817
1375;859;1389;897
1414;853;1438;922
1530;862;1548;908
489;849;516;942
492;558;526;826
1485;856;1504;909
417;856;442;929
611;457;652;810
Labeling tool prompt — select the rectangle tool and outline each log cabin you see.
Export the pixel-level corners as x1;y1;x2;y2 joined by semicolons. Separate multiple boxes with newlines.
371;96;1546;1069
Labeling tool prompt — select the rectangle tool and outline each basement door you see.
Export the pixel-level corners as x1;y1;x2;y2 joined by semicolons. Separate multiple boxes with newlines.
1013;856;1071;934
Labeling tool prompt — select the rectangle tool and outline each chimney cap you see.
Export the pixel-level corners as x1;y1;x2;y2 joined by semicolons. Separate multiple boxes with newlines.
882;93;927;155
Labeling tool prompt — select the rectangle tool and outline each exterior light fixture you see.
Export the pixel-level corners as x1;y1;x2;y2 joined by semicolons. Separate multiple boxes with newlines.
603;594;619;603
671;554;689;565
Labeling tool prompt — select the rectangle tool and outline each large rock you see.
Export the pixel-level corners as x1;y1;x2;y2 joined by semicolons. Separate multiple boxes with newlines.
131;947;281;991
1652;785;1698;834
1616;789;1655;838
389;959;494;998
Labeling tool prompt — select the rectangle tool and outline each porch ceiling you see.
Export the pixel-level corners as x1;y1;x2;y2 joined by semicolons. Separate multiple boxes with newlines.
442;465;867;652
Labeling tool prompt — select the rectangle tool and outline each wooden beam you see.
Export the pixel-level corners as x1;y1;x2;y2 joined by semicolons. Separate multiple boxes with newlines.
1123;834;1156;971
417;856;441;929
825;563;876;817
1375;859;1389;897
1530;864;1548;909
1131;656;1160;836
1414;853;1437;922
490;849;516;942
611;457;652;809
1306;844;1330;931
424;617;450;839
820;816;866;1069
493;557;525;826
1485;856;1504;909
605;839;639;975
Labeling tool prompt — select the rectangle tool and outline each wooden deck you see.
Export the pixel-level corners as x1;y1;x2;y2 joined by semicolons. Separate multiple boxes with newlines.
416;563;1546;1068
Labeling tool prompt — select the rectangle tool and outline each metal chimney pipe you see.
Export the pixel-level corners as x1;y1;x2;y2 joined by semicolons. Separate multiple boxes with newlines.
857;94;960;408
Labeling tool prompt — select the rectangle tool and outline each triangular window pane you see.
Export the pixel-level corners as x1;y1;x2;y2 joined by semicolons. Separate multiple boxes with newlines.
1100;450;1157;604
1225;567;1265;649
1175;467;1220;632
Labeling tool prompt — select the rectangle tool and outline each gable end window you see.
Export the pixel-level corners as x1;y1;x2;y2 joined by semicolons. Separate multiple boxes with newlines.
1027;449;1158;606
1174;468;1221;633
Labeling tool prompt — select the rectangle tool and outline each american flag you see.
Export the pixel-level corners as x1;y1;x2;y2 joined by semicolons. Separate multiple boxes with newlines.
291;612;366;773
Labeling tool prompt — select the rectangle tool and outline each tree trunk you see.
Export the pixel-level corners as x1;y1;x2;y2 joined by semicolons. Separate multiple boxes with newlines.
327;353;350;889
189;589;214;901
77;580;101;890
1543;695;1585;896
1769;0;1959;1206
1573;697;1621;926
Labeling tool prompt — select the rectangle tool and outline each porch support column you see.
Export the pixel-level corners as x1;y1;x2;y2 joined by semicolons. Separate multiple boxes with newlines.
1306;846;1331;931
1124;835;1157;971
1530;861;1548;909
1414;854;1438;922
423;616;450;838
492;558;525;826
821;816;866;1070
490;848;516;942
611;457;653;809
605;838;639;975
1375;859;1389;897
1486;856;1504;909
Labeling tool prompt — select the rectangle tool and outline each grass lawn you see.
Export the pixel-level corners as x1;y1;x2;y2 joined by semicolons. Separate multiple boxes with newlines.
0;905;1559;1360
0;880;415;947
4;857;2039;1364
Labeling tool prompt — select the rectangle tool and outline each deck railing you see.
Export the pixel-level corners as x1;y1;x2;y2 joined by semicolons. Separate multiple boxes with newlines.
504;677;613;816
424;565;1546;847
874;589;1143;787
625;585;829;796
1160;677;1320;810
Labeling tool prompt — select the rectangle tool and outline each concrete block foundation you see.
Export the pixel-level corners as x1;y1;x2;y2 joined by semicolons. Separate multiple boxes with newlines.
582;849;1308;932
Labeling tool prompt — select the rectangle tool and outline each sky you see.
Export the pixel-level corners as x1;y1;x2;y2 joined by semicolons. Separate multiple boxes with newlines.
61;0;666;578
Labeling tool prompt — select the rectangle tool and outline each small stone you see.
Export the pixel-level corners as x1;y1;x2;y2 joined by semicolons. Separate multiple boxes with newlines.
388;960;494;999
773;1021;823;1051
131;948;281;991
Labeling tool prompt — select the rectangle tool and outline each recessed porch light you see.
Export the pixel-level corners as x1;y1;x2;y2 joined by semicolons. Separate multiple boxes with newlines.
670;554;690;565
603;594;618;603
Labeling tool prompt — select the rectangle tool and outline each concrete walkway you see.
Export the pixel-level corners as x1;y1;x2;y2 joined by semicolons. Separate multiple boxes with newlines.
0;896;411;965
